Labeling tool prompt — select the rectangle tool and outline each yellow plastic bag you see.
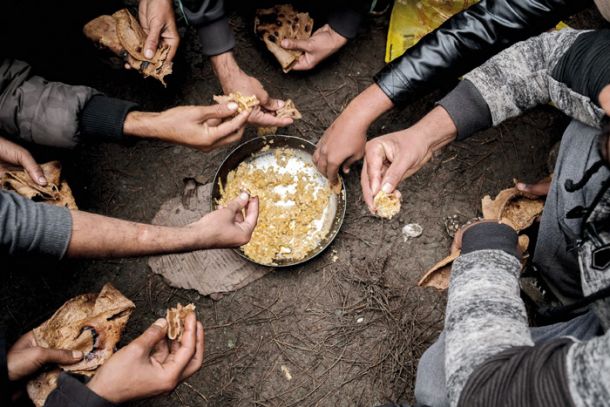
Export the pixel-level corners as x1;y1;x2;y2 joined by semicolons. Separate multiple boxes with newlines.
385;0;570;63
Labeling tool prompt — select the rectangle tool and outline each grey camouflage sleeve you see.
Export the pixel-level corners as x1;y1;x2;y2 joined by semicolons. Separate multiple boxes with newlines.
0;59;99;148
439;29;607;140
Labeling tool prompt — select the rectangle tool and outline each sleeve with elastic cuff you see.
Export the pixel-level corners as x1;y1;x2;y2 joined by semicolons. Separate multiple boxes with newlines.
327;7;364;40
78;95;138;143
178;0;234;56
437;79;492;141
196;17;235;56
0;191;73;259
44;373;116;407
461;222;519;259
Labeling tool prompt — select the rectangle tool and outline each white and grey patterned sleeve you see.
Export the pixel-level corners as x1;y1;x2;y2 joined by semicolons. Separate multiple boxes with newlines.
439;29;606;140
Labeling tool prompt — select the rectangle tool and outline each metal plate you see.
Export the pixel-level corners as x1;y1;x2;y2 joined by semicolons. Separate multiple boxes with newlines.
211;135;347;267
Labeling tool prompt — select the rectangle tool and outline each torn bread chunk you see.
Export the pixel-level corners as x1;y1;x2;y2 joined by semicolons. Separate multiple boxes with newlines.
213;92;260;112
254;5;314;72
374;191;401;219
257;99;302;136
166;303;196;340
0;161;78;209
28;284;134;407
84;9;173;86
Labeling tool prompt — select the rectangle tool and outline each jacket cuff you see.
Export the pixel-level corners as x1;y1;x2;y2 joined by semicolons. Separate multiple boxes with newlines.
437;79;492;141
79;96;138;143
461;222;519;259
374;64;411;105
197;17;235;56
327;7;363;39
44;373;116;407
0;333;8;407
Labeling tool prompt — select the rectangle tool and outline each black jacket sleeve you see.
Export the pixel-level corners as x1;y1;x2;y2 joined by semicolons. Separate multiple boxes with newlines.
374;0;589;105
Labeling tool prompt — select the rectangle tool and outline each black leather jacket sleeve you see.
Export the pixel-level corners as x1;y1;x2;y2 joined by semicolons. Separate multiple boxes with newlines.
374;0;590;105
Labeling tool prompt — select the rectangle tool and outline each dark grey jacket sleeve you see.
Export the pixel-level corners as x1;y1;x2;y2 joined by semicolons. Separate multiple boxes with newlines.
327;1;371;40
0;59;137;148
178;0;234;56
44;373;116;407
0;191;72;259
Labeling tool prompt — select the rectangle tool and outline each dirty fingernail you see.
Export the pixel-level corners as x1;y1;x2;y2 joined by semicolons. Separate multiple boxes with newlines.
154;318;167;328
72;350;83;359
382;183;393;194
38;176;47;185
516;182;526;190
239;191;250;201
227;102;238;111
277;100;285;108
144;49;154;59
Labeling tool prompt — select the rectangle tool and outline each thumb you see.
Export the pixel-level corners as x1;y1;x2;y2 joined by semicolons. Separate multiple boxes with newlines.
19;150;47;186
281;38;311;52
144;22;163;59
225;191;250;213
342;155;361;174
37;348;84;365
516;180;550;197
206;102;240;120
380;159;410;195
132;319;168;352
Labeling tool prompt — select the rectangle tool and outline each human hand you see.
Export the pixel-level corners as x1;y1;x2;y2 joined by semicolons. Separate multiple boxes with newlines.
87;314;204;404
210;53;293;128
190;191;259;249
7;331;83;381
0;137;47;186
124;104;251;151
314;84;394;184
314;110;368;185
280;24;348;71
361;129;432;213
136;0;179;65
515;178;551;197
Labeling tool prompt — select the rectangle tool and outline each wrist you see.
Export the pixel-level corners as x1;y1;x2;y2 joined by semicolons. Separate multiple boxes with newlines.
123;111;162;139
210;52;242;84
87;376;119;403
350;84;394;125
326;24;348;47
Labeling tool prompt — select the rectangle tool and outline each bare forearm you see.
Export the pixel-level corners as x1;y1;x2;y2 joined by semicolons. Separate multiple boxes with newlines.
210;52;241;89
66;210;205;258
347;84;395;130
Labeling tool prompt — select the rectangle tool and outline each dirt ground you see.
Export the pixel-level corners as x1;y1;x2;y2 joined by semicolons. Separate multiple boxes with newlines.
1;2;607;406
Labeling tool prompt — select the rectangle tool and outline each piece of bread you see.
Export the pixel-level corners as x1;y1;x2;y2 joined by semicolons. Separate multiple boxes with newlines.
254;5;314;72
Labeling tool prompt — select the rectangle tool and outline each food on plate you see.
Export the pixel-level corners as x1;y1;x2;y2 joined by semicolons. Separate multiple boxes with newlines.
27;284;135;407
217;147;335;265
166;303;196;340
254;4;314;72
84;9;173;86
213;92;260;112
374;190;401;219
1;160;77;209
